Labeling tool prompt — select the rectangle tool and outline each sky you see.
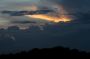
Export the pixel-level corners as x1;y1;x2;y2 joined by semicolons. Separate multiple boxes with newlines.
0;0;72;29
0;0;42;30
0;0;90;54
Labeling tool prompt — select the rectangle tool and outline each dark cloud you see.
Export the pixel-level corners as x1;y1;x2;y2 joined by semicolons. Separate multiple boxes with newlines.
0;0;90;54
75;12;90;24
1;9;54;16
48;0;90;12
64;0;90;13
0;22;90;54
11;21;36;24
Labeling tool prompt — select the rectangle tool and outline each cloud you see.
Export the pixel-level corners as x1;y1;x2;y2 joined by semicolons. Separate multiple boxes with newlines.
47;0;90;11
11;21;36;24
0;0;90;30
0;0;90;54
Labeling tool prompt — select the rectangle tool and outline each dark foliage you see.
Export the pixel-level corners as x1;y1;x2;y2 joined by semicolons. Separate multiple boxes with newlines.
0;46;90;58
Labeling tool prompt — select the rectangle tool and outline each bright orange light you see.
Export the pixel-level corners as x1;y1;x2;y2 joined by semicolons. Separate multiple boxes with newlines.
25;5;72;23
25;14;71;23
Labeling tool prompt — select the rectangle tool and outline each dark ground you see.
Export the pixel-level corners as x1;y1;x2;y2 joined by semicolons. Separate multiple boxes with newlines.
0;46;90;58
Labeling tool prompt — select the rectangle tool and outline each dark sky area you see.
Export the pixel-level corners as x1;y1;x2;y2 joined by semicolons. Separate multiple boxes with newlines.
0;0;90;54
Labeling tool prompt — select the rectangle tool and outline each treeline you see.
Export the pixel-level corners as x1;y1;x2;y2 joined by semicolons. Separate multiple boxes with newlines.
0;46;90;58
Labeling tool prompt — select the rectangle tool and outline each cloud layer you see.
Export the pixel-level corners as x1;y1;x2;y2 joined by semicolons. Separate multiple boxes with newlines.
0;0;90;29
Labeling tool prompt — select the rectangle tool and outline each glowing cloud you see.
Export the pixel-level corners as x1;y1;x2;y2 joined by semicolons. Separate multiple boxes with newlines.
25;5;72;23
0;0;72;30
25;14;71;23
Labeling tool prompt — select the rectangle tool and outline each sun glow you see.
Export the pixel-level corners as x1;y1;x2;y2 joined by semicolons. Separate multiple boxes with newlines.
25;14;71;23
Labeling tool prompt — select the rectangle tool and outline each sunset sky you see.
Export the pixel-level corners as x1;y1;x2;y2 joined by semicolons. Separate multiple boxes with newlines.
0;0;90;54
